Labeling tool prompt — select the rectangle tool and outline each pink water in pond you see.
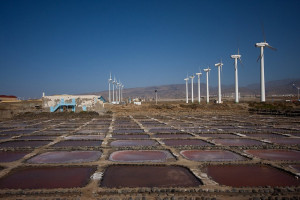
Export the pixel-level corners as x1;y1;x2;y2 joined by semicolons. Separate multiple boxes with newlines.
0;151;30;162
212;139;264;146
163;139;212;146
245;149;300;161
154;134;193;138
198;134;239;138
205;165;300;187
180;150;246;162
27;151;102;163
53;140;102;147
112;134;149;139
110;140;158;147
64;135;105;140
101;165;202;187
109;150;171;162
269;138;300;145
0;166;96;189
0;140;50;148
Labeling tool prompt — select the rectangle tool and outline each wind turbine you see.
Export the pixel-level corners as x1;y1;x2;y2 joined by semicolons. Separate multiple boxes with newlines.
118;80;121;102
115;80;119;103
112;76;116;102
189;75;195;103
203;67;211;103
196;71;202;103
184;77;189;103
108;73;112;103
121;84;124;102
215;61;224;104
255;26;277;102
231;50;242;103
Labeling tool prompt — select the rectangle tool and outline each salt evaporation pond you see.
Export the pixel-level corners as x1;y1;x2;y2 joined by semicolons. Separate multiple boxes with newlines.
245;149;300;161
269;138;300;145
0;151;30;162
212;138;265;146
0;166;96;189
153;133;193;138
17;135;57;140
205;165;300;187
198;134;240;138
110;140;158;147
290;165;300;173
109;150;173;162
242;133;286;138
113;129;144;134
180;150;246;162
163;139;212;146
101;165;202;187
112;134;149;139
27;151;102;163
52;140;102;147
64;135;105;140
0;140;51;148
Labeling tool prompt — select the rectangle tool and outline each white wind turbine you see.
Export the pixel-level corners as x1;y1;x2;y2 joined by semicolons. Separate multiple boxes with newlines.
115;80;119;103
189;74;195;103
196;71;202;103
184;77;189;103
118;80;121;102
203;67;211;103
121;84;124;102
112;76;116;102
231;50;242;103
108;73;112;103
215;61;223;104
255;26;277;102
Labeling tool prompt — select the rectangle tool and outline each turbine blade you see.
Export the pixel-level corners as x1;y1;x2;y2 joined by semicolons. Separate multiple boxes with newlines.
239;58;244;67
266;44;277;51
256;54;261;62
262;22;266;42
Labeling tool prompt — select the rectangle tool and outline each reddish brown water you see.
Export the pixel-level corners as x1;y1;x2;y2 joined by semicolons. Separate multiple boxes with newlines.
109;150;172;162
27;151;102;163
180;150;246;161
0;151;30;162
64;135;105;140
242;133;286;138
110;140;158;147
163;139;212;146
198;134;239;138
154;134;193;138
112;134;149;139
205;165;300;187
17;135;57;140
212;139;265;146
269;138;300;145
244;149;300;161
0;166;96;189
149;129;181;133
101;165;202;187
53;140;102;147
0;140;50;148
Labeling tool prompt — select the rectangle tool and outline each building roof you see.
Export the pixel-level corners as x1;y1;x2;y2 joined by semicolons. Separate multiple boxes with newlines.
0;95;17;98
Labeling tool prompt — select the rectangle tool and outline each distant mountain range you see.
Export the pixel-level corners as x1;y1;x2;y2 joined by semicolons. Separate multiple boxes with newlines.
86;78;300;100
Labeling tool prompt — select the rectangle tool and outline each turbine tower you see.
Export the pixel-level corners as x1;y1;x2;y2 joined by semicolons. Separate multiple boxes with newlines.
118;81;121;102
255;28;277;102
112;77;116;102
189;75;195;103
184;77;189;103
196;71;202;103
215;61;223;104
108;73;112;103
231;51;242;103
115;80;118;103
203;67;211;103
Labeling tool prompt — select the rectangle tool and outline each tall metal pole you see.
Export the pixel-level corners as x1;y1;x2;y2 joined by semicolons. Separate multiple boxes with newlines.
234;58;239;103
190;75;195;103
112;78;115;102
218;66;221;104
184;78;189;103
206;71;209;103
119;83;121;102
260;46;265;102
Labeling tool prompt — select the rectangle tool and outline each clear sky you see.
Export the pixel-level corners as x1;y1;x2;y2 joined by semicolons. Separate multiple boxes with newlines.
0;0;300;99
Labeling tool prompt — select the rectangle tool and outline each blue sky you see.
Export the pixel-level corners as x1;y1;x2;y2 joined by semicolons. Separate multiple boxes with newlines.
0;0;299;99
